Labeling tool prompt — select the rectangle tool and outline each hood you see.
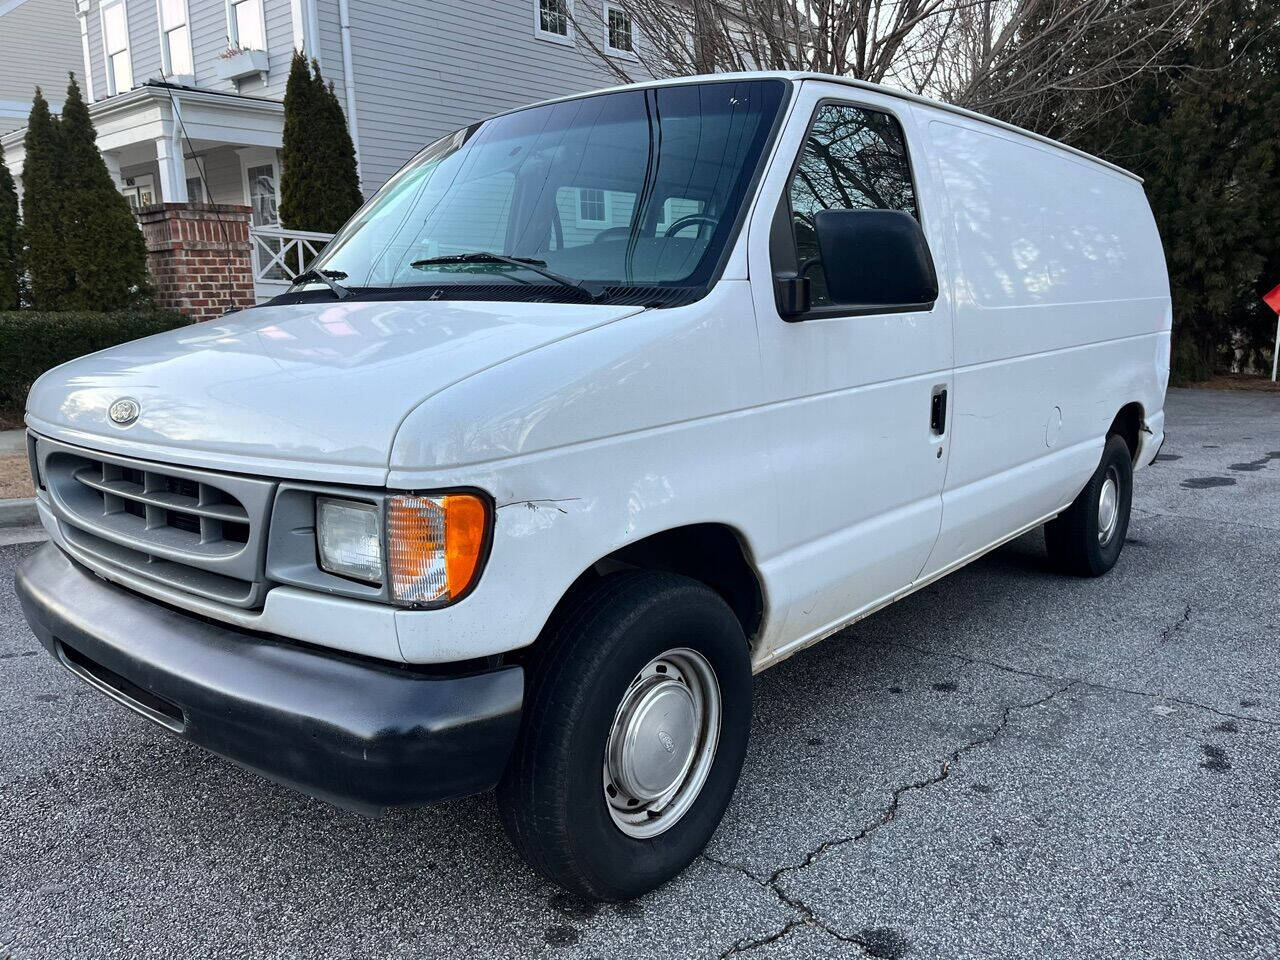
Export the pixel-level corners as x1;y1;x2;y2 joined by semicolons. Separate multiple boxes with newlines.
25;299;643;483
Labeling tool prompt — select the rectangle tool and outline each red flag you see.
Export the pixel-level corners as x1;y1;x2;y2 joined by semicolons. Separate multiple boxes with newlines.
1265;283;1280;315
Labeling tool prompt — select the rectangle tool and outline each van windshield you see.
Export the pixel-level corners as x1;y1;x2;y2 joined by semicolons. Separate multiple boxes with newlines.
308;79;788;306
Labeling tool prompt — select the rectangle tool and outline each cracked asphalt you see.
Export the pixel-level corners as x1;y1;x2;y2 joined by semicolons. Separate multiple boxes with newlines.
2;387;1278;959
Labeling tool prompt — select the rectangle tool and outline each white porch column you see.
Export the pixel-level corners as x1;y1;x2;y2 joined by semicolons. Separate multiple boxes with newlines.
155;134;189;203
101;149;122;186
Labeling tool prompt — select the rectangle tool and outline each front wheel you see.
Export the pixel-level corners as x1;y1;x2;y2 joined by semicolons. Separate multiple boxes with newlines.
496;571;752;901
1044;434;1133;576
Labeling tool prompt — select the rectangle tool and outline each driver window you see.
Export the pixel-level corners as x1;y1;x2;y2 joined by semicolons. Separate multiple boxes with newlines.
787;104;917;307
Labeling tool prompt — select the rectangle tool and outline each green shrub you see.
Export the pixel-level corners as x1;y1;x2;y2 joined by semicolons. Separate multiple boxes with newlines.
0;309;190;417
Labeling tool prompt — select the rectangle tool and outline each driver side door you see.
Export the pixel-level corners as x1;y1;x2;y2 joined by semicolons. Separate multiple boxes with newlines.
748;83;954;664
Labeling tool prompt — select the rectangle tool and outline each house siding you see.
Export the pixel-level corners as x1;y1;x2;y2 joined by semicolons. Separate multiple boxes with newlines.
346;0;624;195
81;0;298;100
0;0;83;132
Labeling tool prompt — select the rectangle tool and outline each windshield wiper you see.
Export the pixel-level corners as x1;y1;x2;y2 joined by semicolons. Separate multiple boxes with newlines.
411;252;597;301
290;268;352;300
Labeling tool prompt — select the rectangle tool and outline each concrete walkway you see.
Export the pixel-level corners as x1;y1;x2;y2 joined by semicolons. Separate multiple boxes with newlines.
0;429;25;456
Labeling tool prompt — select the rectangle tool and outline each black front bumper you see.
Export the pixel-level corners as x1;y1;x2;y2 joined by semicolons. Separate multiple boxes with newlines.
15;543;524;813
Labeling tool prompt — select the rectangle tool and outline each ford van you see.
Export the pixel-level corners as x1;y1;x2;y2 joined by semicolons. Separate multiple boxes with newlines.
16;72;1170;900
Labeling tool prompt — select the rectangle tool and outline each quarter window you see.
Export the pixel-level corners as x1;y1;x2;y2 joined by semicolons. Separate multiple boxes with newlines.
606;4;634;53
537;0;571;39
159;0;193;77
230;0;266;50
102;1;133;94
786;103;917;307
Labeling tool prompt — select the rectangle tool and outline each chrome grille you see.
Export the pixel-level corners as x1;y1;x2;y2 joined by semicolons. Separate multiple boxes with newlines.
36;437;276;608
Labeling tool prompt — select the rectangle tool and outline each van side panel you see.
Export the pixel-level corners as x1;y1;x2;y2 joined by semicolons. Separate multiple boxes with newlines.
919;112;1171;576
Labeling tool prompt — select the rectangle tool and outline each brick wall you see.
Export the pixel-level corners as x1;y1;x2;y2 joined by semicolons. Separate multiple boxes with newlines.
137;203;257;322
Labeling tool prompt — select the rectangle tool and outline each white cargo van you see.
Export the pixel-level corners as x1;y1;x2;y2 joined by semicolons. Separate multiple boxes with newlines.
16;72;1169;900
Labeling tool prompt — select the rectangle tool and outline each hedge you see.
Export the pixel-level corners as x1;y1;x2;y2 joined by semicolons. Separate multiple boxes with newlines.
0;309;191;419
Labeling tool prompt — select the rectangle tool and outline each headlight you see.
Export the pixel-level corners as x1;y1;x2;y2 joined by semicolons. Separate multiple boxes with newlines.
316;497;382;583
315;493;490;606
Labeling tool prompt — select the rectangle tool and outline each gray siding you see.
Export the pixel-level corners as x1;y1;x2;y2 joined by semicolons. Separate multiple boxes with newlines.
191;145;249;203
66;0;643;200
82;0;298;101
346;0;624;195
0;0;82;132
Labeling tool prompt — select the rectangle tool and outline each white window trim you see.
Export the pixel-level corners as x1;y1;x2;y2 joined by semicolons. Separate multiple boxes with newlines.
156;0;195;81
533;0;574;46
225;0;268;51
602;1;637;59
99;0;134;97
237;146;282;226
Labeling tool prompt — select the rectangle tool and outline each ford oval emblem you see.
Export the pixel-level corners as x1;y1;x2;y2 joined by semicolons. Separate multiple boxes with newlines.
657;730;676;755
108;397;140;426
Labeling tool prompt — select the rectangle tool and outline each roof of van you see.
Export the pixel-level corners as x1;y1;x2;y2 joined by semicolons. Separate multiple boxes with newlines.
525;71;1143;184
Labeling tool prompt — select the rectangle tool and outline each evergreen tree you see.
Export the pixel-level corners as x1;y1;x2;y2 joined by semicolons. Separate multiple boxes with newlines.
59;74;150;310
278;51;319;231
0;140;19;310
1072;0;1280;380
22;88;71;310
279;52;363;233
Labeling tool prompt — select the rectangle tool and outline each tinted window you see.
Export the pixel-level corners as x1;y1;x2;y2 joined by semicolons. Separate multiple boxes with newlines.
787;104;917;307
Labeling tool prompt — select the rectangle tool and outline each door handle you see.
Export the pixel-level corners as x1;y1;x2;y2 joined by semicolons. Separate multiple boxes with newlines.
930;388;948;434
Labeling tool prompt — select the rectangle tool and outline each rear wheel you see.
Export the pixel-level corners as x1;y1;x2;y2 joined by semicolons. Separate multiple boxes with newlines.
1045;434;1133;576
496;571;752;901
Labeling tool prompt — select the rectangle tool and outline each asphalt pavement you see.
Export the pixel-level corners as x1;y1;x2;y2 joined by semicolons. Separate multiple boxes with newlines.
1;387;1277;959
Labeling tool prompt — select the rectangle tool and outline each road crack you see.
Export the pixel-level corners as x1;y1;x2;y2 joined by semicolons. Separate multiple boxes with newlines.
870;640;1279;729
1159;603;1193;642
706;681;1074;957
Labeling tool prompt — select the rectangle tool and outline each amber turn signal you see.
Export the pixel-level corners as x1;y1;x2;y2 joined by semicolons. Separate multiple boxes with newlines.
386;494;489;605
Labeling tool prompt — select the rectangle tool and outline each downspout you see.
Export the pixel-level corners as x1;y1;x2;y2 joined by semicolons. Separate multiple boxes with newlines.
336;0;363;190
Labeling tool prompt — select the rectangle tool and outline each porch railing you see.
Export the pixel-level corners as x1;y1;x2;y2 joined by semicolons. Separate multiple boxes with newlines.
249;226;335;302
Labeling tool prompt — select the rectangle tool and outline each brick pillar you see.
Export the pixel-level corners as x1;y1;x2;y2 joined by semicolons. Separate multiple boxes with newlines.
137;203;257;321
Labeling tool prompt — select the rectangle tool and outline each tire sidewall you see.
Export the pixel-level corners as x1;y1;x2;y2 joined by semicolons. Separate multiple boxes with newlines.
554;580;752;899
1089;436;1134;570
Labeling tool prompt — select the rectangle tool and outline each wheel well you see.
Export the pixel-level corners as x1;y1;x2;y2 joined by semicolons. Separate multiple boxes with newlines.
536;524;765;654
1109;403;1143;463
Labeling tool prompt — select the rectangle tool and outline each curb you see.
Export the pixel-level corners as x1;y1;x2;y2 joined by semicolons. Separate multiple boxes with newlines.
0;498;38;528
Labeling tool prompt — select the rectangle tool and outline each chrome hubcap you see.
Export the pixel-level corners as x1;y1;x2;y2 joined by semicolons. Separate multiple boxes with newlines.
1098;471;1120;545
603;648;721;839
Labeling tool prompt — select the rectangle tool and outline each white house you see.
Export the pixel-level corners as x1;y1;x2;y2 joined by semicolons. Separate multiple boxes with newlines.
0;0;641;295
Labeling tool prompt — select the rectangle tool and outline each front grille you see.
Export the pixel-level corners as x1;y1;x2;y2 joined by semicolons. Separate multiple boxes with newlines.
36;437;277;608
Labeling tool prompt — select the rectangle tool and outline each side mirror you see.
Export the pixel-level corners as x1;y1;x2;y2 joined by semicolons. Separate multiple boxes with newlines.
814;209;938;309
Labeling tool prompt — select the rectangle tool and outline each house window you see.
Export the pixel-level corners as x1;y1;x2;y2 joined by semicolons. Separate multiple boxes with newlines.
159;0;193;77
578;188;605;223
186;176;204;202
102;1;133;94
536;0;572;41
605;4;634;53
246;162;278;226
229;0;266;50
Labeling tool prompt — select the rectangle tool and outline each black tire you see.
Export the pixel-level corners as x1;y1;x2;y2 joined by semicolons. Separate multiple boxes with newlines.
1044;434;1133;577
496;570;752;901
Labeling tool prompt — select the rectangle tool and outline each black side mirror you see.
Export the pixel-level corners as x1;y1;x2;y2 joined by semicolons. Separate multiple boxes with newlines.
814;209;938;309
